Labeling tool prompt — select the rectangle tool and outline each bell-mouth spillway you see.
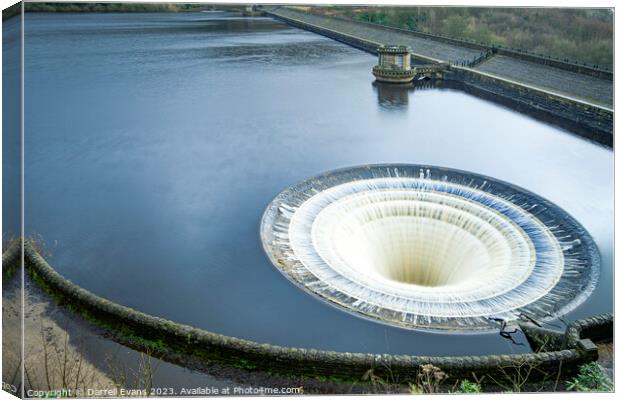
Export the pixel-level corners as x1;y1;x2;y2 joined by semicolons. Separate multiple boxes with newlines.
260;164;600;331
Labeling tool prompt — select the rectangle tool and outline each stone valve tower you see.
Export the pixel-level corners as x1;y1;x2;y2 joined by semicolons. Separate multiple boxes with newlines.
372;45;415;83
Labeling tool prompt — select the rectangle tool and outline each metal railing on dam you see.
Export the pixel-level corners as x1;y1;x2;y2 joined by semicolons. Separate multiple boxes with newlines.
262;6;613;147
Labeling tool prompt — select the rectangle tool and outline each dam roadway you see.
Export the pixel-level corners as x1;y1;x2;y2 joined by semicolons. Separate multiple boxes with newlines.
262;6;613;146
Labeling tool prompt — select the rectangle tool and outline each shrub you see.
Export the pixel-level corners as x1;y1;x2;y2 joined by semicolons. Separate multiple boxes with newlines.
459;379;482;393
565;362;613;392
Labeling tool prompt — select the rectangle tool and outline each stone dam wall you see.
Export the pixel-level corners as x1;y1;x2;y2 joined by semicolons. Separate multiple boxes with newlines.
327;12;612;80
280;8;612;80
263;7;613;148
1;239;612;383
263;7;612;81
444;69;613;147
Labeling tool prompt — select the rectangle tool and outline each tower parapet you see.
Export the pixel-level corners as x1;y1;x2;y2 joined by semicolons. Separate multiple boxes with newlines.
372;45;415;83
242;5;263;17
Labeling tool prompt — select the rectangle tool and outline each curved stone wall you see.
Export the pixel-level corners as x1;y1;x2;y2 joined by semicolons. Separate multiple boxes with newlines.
2;240;610;383
2;239;21;280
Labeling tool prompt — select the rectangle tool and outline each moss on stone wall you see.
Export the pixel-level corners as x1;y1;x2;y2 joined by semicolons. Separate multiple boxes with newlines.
1;239;610;384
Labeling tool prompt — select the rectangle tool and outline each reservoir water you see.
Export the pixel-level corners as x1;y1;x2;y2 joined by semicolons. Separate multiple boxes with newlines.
22;11;612;356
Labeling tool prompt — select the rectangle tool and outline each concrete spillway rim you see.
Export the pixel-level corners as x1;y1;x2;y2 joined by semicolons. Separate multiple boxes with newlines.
260;163;601;332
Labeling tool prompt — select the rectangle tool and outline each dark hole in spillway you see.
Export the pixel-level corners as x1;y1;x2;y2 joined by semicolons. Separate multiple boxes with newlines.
261;165;600;331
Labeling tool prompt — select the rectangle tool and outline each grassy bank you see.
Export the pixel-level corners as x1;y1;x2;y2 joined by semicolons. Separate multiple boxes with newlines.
22;2;239;13
2;1;21;20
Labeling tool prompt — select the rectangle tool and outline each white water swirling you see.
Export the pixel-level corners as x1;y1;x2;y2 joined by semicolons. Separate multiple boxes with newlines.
260;165;599;331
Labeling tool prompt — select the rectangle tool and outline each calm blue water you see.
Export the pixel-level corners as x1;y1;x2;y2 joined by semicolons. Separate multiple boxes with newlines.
2;14;21;241
21;12;612;356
